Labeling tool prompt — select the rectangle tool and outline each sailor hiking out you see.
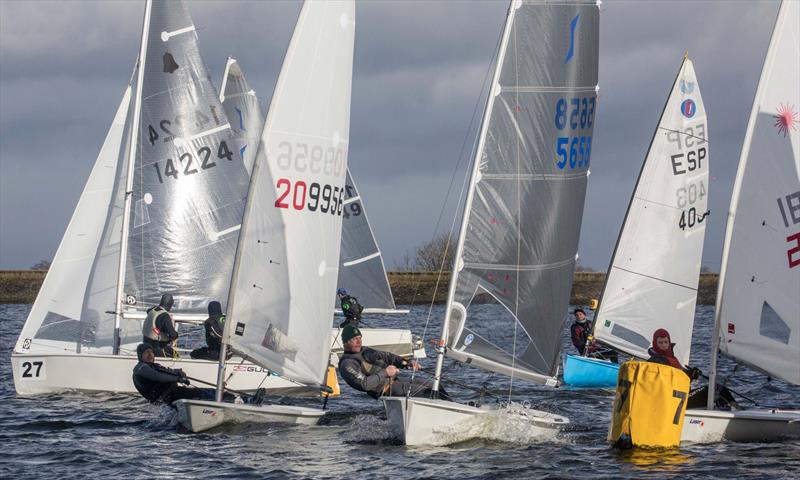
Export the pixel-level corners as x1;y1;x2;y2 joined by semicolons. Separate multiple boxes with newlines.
190;300;230;361
338;325;448;400
142;293;179;358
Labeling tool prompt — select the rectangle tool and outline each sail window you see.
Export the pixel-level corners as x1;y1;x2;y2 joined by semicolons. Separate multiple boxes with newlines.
759;301;791;344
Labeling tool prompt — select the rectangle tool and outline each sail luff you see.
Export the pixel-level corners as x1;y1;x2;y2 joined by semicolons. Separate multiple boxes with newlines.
591;57;689;360
432;1;517;392
113;0;152;355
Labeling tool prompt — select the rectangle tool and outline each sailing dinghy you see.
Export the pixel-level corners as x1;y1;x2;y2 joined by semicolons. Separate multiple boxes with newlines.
682;0;800;444
10;0;301;396
563;55;710;388
383;0;599;446
218;57;420;359
175;0;355;433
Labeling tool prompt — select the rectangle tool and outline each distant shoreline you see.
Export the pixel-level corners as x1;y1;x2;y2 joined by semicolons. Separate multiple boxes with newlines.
0;270;719;306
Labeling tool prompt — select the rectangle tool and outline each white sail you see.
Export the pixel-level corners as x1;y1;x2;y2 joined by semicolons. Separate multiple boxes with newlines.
593;58;709;365
443;0;599;384
118;0;251;316
715;0;800;385
220;57;262;174
224;0;355;386
14;86;132;354
337;169;397;311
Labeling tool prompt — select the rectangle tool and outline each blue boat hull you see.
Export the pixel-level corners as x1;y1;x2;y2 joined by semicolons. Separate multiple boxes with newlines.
563;354;619;388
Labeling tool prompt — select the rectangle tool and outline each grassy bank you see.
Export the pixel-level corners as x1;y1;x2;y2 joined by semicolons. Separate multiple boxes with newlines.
1;270;719;306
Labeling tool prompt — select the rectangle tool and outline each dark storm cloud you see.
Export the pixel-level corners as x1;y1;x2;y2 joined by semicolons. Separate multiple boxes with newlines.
0;0;782;273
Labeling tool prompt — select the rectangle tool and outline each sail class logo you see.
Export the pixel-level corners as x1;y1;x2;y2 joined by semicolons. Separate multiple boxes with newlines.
680;99;696;118
565;14;580;64
774;103;798;137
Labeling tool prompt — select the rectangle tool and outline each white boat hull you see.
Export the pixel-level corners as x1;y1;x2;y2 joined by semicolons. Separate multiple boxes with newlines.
382;396;569;446
13;327;421;395
682;408;800;444
174;399;324;433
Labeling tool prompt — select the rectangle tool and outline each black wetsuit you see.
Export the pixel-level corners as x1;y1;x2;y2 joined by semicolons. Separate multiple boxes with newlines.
190;314;227;361
132;361;218;404
338;347;448;400
339;295;363;327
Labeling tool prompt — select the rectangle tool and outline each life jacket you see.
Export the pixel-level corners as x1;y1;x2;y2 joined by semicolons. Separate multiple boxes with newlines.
142;306;172;343
341;295;363;318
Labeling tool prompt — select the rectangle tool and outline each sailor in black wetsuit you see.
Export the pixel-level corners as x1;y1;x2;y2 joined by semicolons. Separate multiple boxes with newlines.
337;288;363;328
142;294;179;358
190;301;229;361
338;325;448;400
132;344;216;404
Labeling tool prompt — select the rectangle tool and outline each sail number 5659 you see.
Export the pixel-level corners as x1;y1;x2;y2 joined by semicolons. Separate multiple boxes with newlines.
275;178;344;216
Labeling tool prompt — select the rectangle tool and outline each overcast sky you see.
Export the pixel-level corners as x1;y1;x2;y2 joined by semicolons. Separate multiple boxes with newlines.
0;0;782;272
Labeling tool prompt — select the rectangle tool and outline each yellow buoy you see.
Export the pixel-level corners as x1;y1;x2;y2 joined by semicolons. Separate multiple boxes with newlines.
608;361;690;448
589;298;599;310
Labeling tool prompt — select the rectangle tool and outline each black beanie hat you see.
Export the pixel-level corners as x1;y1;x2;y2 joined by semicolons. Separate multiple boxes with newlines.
137;343;153;361
341;324;362;343
208;300;222;316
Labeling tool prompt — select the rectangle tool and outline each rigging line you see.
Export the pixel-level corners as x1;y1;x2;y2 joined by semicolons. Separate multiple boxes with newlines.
410;24;505;393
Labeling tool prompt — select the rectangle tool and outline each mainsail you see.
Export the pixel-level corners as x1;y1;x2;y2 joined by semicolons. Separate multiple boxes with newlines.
223;0;355;386
14;87;132;353
220;57;262;174
593;58;709;366
337;169;397;311
120;0;251;316
714;0;799;385
443;0;599;384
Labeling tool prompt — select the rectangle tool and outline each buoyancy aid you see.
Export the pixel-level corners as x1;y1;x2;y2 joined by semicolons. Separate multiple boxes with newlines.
142;306;172;343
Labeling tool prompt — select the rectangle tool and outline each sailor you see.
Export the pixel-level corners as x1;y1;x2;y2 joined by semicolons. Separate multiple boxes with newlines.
142;293;179;358
132;343;214;404
570;308;596;355
646;328;737;409
337;288;363;328
647;328;701;379
338;325;448;400
190;300;230;361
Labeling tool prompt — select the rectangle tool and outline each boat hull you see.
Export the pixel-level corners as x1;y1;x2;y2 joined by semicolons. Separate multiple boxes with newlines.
382;396;569;446
13;327;420;395
174;399;324;433
562;354;619;388
682;408;800;444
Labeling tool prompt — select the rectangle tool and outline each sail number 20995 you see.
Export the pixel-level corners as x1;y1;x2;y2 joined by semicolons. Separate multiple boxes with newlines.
275;179;344;216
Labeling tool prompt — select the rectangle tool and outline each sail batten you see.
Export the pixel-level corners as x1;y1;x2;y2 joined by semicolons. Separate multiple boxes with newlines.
443;0;600;382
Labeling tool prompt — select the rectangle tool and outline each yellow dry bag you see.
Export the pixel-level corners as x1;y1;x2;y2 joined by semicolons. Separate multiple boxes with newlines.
323;365;340;397
608;361;690;448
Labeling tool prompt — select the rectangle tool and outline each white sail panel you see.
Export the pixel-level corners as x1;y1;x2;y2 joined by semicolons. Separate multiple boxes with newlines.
717;1;800;385
226;0;355;386
445;0;599;383
220;57;263;174
14;87;132;353
122;0;251;315
593;59;709;365
337;169;397;311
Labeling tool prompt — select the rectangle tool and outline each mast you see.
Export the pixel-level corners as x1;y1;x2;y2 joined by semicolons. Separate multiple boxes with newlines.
706;1;786;410
432;1;517;393
112;0;151;355
590;56;689;357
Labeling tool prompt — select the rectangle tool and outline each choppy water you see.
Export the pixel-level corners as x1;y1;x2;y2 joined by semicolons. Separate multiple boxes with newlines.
2;303;799;479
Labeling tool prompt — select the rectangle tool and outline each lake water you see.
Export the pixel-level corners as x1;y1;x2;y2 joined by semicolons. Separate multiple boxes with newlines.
2;303;798;479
